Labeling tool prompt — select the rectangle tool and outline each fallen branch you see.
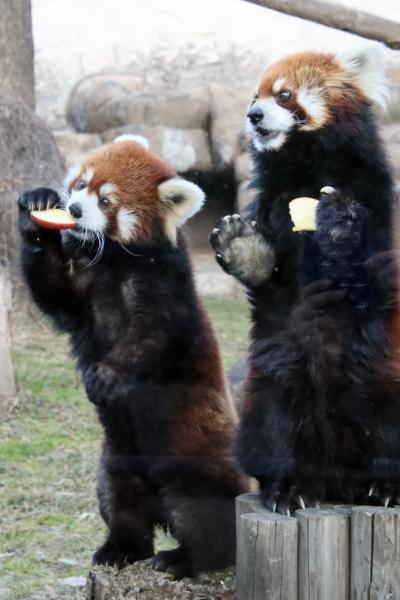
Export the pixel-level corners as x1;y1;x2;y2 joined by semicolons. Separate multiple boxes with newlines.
244;0;400;50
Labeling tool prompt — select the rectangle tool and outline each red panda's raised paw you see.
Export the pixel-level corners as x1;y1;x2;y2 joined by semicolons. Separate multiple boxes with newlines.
210;214;275;287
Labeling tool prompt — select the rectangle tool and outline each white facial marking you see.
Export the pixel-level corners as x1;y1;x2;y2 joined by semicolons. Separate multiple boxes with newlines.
113;134;150;150
66;188;107;234
99;182;117;197
272;78;287;94
63;163;81;189
247;98;293;152
297;87;326;129
158;177;205;243
117;207;137;242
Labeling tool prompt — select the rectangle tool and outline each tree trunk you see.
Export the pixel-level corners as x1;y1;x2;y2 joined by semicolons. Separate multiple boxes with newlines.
0;0;35;108
0;261;16;413
244;0;400;50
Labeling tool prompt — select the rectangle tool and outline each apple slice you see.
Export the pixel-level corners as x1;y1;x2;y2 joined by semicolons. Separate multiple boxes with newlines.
30;208;76;230
289;197;319;232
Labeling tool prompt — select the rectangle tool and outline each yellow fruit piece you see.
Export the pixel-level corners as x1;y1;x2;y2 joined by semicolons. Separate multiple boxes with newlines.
289;197;319;232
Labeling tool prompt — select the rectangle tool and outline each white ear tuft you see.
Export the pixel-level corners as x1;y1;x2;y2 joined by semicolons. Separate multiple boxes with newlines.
113;134;150;150
158;177;205;242
63;163;81;189
336;45;388;109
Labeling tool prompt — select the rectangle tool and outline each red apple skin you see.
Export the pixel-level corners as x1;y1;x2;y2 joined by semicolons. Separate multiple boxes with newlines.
30;209;76;230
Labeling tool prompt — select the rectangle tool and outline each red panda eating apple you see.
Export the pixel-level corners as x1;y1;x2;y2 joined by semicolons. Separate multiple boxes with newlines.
18;135;248;576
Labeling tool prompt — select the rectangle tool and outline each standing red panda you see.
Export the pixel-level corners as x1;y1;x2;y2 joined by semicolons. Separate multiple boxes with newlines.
210;46;400;513
18;135;248;576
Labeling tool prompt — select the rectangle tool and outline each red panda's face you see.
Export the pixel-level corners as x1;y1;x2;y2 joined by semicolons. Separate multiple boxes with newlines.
247;47;387;153
61;135;205;245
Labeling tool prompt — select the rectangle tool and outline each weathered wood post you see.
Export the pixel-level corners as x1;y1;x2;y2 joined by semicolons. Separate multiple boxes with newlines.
0;260;16;412
236;495;298;600
351;506;400;600
297;508;350;600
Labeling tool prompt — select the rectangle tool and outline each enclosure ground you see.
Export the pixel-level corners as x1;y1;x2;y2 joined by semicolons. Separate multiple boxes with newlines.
0;297;249;600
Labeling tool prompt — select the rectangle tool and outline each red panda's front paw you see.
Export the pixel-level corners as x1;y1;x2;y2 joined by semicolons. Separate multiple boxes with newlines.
260;479;321;515
83;364;120;406
18;188;61;238
209;214;275;286
92;539;137;569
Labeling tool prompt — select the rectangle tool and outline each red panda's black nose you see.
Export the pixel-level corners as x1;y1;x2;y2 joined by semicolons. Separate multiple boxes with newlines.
247;106;264;125
69;203;82;219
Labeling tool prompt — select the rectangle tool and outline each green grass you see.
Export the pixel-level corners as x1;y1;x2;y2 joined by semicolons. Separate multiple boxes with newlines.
0;298;249;600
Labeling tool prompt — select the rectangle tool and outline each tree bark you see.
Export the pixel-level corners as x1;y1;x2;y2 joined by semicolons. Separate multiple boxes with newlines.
0;261;16;413
244;0;400;50
0;0;35;108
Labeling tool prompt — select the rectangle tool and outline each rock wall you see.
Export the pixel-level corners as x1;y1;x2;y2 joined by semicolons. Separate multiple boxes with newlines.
32;0;400;130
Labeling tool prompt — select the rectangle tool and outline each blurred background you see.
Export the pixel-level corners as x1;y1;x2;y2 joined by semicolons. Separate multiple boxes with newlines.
0;1;399;598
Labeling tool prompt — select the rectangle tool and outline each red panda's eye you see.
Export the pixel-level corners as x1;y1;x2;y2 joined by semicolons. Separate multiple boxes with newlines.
278;90;291;102
77;179;86;190
100;197;111;208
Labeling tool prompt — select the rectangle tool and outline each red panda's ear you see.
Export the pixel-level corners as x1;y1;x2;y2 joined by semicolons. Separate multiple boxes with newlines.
336;45;388;109
113;134;150;150
158;177;205;243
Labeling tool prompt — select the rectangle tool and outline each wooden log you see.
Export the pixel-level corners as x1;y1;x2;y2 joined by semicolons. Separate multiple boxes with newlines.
296;508;350;600
236;492;262;524
351;506;400;600
236;511;298;600
244;0;400;50
0;261;16;413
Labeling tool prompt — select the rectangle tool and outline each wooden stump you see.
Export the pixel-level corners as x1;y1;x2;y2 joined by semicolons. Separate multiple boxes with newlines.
236;508;298;599
351;506;400;600
297;509;350;600
0;261;16;413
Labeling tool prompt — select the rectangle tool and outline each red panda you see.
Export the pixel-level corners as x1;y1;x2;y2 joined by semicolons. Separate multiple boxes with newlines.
18;135;248;576
210;46;400;514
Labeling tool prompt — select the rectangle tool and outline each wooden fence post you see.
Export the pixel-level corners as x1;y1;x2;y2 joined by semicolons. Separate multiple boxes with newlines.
237;510;298;600
297;509;350;600
351;506;400;600
0;260;16;412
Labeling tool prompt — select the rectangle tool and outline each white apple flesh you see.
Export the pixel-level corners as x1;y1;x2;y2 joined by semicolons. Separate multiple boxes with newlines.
30;208;76;230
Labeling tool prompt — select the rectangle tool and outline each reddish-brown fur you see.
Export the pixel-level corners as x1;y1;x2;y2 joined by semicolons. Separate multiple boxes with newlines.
257;51;367;128
70;141;176;243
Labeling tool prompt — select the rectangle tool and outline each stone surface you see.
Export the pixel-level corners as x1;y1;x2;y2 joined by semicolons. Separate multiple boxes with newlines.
32;0;400;130
0;97;64;280
102;126;212;174
236;180;256;212
59;576;86;588
86;561;235;600
192;251;243;298
54;130;102;167
234;152;251;184
381;123;400;179
67;75;210;133
209;84;251;172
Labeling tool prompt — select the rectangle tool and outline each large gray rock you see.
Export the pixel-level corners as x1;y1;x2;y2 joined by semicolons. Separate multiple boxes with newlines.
67;74;210;133
102;125;211;174
0;97;64;279
381;123;400;179
236;180;256;212
209;84;251;172
234;152;251;184
54;130;102;167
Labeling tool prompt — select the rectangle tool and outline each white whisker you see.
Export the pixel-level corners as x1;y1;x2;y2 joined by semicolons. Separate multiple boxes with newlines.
118;243;142;258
